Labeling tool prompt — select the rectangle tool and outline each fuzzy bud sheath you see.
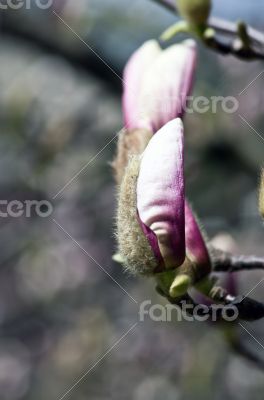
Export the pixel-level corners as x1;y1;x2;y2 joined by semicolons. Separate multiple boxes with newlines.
116;118;211;297
112;129;153;185
259;169;264;218
117;155;158;275
113;39;197;184
176;0;211;27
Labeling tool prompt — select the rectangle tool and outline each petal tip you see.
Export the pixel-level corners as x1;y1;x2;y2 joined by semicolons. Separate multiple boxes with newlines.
182;38;197;49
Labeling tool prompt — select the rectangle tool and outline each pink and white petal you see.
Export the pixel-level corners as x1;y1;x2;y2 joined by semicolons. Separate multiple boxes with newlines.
137;39;197;133
185;201;210;267
137;118;185;268
122;40;161;131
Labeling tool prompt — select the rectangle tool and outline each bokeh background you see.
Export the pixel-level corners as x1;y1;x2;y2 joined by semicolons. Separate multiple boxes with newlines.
0;1;264;399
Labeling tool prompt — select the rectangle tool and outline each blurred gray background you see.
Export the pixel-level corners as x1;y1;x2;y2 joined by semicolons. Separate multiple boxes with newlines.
0;1;263;399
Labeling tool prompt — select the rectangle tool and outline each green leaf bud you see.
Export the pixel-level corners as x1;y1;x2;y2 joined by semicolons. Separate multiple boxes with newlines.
177;0;211;26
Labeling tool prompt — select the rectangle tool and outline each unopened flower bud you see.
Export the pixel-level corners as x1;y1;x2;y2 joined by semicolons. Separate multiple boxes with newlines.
177;0;211;26
123;39;197;133
116;119;211;282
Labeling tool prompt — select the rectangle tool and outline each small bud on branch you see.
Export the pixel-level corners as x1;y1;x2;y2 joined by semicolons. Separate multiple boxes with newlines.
177;0;211;27
152;0;264;60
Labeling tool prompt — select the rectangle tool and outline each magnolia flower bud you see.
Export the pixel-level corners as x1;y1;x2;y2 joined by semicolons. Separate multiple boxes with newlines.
137;119;185;270
259;169;264;218
177;0;211;26
123;39;197;133
114;40;197;185
116;118;211;282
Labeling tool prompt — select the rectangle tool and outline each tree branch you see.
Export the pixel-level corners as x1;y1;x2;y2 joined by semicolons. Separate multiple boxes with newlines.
151;0;264;60
210;247;264;272
156;287;264;322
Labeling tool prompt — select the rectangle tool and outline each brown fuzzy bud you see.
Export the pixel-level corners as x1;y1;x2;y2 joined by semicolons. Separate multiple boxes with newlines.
112;128;153;185
116;156;158;275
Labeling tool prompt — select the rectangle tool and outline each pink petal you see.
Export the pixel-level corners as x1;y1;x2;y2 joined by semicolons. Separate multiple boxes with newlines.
122;40;161;132
185;201;210;267
137;118;185;268
122;39;197;132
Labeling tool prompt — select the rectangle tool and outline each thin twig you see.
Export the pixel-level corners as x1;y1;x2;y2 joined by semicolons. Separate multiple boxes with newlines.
151;0;264;60
210;247;264;272
156;288;264;322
